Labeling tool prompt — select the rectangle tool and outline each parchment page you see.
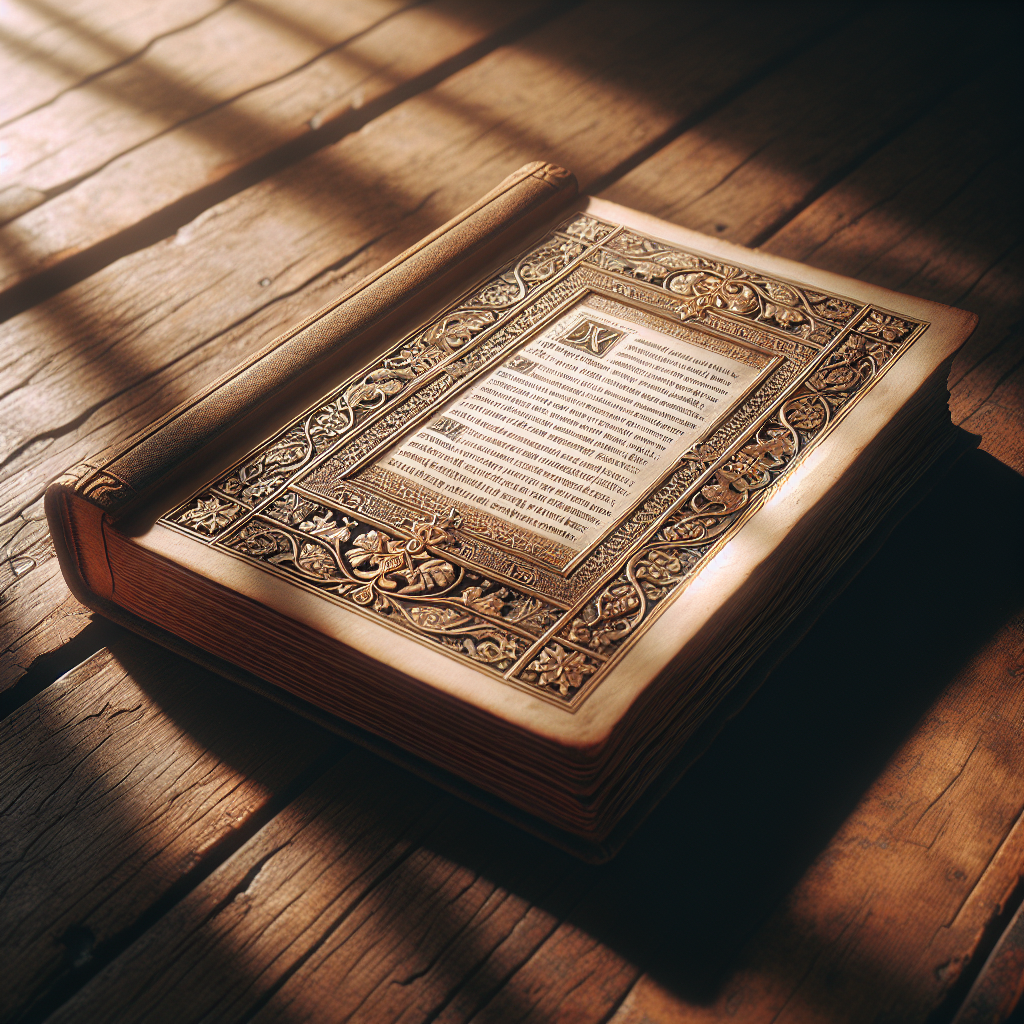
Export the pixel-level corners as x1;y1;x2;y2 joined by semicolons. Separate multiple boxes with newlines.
379;296;761;551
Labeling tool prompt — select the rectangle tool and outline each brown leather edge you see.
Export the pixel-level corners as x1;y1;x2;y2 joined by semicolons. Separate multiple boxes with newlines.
54;161;577;516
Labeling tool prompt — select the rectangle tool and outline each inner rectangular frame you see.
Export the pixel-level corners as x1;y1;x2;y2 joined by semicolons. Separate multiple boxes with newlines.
305;283;785;582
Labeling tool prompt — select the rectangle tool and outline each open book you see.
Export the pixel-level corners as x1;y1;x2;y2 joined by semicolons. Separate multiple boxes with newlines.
46;163;975;859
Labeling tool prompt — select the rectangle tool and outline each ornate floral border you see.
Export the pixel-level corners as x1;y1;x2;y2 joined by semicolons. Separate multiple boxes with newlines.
161;213;923;708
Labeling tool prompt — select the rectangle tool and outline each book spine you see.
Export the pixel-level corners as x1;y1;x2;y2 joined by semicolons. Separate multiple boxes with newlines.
49;162;577;515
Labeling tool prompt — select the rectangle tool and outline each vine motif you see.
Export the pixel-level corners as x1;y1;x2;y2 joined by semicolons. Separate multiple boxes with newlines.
219;504;558;672
559;214;616;243
175;494;243;534
593;232;861;342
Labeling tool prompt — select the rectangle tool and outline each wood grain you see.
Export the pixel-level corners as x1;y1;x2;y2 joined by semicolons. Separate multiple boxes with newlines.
0;0;554;294
959;358;1024;476
609;626;1024;1023
598;4;985;248
0;644;340;1022
0;0;229;131
952;895;1024;1024
39;738;638;1024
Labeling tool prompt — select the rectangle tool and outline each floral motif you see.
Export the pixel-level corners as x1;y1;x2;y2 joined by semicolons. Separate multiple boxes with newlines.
310;398;352;440
265;492;318;525
808;331;902;395
668;271;760;319
519;238;584;282
232;524;292;561
858;310;910;341
178;496;240;534
460;634;521;666
216;500;554;675
560;214;615;243
526;644;597;696
296;542;342;580
345;530;457;605
782;394;828;432
807;293;858;322
299;512;356;546
471;273;523;307
634;549;693;589
159;200;920;707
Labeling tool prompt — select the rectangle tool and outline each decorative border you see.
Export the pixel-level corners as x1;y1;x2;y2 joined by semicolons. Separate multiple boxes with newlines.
161;213;923;708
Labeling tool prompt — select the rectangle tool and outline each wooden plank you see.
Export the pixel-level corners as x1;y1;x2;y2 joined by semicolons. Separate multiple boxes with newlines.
0;511;86;696
0;645;341;1022
0;0;555;290
38;740;639;1024
0;0;229;131
588;36;1024;1022
1;0;413;198
598;4;983;247
38;754;546;1024
608;48;1024;472
951;895;1024;1024
953;328;1023;428
0;0;561;696
0;0;847;696
959;358;1024;475
0;0;848;486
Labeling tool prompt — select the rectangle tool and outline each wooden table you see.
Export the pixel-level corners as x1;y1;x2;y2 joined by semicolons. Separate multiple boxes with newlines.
2;3;1021;1021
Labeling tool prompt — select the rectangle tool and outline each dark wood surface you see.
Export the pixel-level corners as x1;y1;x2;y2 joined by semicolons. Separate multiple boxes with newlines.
1;3;1021;1021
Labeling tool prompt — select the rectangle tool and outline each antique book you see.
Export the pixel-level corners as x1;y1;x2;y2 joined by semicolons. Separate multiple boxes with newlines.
47;162;975;859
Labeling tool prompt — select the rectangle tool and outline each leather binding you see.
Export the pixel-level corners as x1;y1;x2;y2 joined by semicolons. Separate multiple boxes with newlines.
43;163;974;861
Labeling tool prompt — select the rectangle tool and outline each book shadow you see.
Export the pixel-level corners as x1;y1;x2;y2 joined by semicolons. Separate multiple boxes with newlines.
104;443;1022;1016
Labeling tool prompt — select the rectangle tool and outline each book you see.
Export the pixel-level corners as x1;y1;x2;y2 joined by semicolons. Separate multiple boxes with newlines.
46;162;976;860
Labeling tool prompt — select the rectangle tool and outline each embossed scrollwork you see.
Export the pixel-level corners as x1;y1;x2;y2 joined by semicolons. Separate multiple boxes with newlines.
159;196;921;707
595;232;862;342
174;494;243;534
807;328;904;399
217;503;555;673
554;418;803;660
